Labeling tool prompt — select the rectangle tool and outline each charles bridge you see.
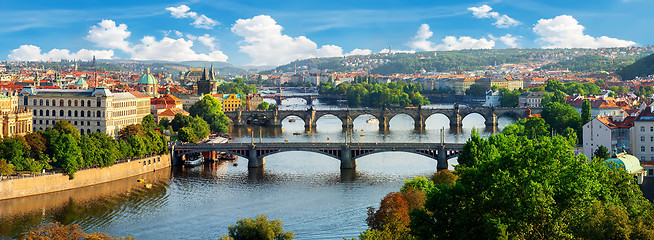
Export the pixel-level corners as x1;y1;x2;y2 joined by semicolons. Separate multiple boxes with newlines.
224;106;541;131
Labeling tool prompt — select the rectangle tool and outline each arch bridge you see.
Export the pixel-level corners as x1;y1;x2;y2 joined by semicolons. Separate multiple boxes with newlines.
225;107;541;131
173;142;464;170
262;94;346;106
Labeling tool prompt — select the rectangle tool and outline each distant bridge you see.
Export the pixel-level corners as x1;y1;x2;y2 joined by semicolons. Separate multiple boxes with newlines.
173;142;465;170
261;94;345;106
224;106;541;131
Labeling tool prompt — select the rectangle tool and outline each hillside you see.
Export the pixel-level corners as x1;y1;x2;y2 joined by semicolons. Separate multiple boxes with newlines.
616;53;654;80
539;54;640;73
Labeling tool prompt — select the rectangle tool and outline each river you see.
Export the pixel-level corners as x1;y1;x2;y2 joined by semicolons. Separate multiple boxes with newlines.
0;98;515;239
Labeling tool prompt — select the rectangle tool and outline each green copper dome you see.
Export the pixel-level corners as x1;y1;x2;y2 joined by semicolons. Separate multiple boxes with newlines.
74;77;88;86
138;68;157;85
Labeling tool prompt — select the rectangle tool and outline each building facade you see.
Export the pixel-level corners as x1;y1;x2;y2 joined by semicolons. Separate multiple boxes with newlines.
19;87;151;138
197;65;218;95
0;93;32;138
632;107;654;161
583;116;633;160
245;94;264;111
218;94;242;112
518;92;548;108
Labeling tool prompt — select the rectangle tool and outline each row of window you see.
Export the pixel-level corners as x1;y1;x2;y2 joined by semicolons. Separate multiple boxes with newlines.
640;146;654;152
34;109;104;118
35;119;101;127
640;136;654;142
24;97;102;107
640;126;654;132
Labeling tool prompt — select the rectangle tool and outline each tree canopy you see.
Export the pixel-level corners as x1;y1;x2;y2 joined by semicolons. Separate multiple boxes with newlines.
219;215;294;240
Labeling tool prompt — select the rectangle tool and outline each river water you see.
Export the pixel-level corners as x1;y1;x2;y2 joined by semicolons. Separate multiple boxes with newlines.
0;98;514;239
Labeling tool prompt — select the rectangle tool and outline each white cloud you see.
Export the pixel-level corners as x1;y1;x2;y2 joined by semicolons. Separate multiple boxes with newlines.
85;19;131;52
165;5;218;29
406;24;495;51
130;36;228;62
407;24;437;51
197;34;216;51
533;15;636;49
347;48;372;56
8;45;114;61
468;5;520;28
231;15;348;66
490;34;520;48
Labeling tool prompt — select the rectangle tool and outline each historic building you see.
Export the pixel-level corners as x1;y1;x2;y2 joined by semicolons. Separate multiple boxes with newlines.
583;115;633;160
518;92;548;108
137;68;158;97
245;93;264;110
632;106;654;162
215;94;242;112
197;65;219;95
19;87;151;138
0;92;32;138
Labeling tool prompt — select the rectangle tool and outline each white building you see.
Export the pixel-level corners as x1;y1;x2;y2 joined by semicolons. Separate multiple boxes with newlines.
483;90;501;107
19;86;151;138
632;106;654;161
583;115;633;160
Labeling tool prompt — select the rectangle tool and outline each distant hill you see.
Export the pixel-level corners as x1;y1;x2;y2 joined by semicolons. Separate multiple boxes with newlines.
539;54;641;73
616;53;654;80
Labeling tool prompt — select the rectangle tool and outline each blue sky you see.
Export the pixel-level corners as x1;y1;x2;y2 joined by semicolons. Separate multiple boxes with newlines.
1;0;651;66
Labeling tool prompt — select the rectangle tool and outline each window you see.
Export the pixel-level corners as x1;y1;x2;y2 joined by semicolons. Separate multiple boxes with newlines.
45;99;49;106
60;110;64;116
45;110;49;116
97;97;101;107
46;120;49;125
642;136;646;142
81;111;84;117
39;110;43;116
68;100;71;106
39;120;42;124
87;100;91;107
74;100;78;107
60;100;64;106
81;100;84;107
39;99;43;106
642;126;646;132
651;126;653;132
74;121;77;125
52;99;55;106
24;96;28;105
33;99;37;106
651;146;653;152
87;111;90;118
68;110;71;117
97;110;101;118
642;146;646;152
52;110;55;116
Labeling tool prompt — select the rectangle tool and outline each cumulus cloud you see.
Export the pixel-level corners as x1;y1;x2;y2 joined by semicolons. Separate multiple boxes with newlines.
8;45;114;61
468;5;520;28
406;24;495;51
165;5;218;29
232;15;350;66
533;15;636;48
489;34;520;48
347;48;373;56
8;20;229;62
85;19;131;52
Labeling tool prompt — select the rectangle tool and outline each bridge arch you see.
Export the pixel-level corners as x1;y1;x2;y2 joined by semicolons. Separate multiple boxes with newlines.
175;149;248;160
460;112;488;128
387;113;416;130
425;113;451;129
257;149;341;161
354;149;439;162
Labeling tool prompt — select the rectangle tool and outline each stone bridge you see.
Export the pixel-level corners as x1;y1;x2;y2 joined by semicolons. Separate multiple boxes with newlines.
173;142;465;170
225;106;541;131
262;94;345;106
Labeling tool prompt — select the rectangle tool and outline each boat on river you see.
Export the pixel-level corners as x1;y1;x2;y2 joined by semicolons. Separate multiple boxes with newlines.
184;156;204;166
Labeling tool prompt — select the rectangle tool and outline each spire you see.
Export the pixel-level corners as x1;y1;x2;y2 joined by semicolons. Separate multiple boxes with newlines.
209;63;215;81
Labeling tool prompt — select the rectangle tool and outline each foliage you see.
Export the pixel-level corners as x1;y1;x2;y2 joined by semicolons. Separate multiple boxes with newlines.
465;83;489;97
118;124;142;140
616;53;654;80
541;102;581;135
178;127;198;143
220;214;294;240
0;159;14;176
594;145;611;161
54;120;80;140
188;94;230;133
141;114;156;131
431;170;458;186
501;117;550;140
499;88;521;107
19;221;133;240
400;176;434;194
408;132;654;239
257;102;270;110
581;99;592;126
53;134;82;179
318;80;428;107
159;118;170;129
216;78;258;96
540;54;638;73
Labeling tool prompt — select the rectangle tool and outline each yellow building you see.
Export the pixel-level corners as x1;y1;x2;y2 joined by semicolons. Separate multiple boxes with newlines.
0;93;32;138
214;94;242;112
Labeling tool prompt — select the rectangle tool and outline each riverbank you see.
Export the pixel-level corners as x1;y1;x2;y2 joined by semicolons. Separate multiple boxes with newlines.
0;154;171;200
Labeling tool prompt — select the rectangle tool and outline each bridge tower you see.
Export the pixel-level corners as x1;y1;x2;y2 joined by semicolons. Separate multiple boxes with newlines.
449;104;462;127
305;107;317;132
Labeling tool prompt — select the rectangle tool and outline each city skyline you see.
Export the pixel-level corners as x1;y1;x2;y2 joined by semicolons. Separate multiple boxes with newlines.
1;0;651;67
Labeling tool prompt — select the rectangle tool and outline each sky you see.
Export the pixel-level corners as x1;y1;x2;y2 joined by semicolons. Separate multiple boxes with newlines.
1;0;652;67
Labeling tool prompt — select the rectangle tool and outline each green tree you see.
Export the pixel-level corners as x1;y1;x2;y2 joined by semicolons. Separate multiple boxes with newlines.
541;102;581;134
220;215;294;240
53;133;82;179
178;127;198;143
171;114;192;132
54;120;80;140
582;99;592;125
159;118;170;129
0;159;14;177
142;114;156;131
465;83;489;96
118;124;142;140
257;102;270;110
594;145;611;161
431;169;458;186
409;132;654;239
189;94;230;133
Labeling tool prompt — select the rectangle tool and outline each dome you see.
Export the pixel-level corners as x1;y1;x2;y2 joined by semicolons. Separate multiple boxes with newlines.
605;153;644;174
138;68;157;85
74;77;88;86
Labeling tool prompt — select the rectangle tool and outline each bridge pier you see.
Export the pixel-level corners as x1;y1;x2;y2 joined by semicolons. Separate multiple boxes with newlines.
414;114;426;130
484;113;497;126
340;145;356;169
449;114;461;127
437;146;448;170
342;116;354;129
248;145;265;168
